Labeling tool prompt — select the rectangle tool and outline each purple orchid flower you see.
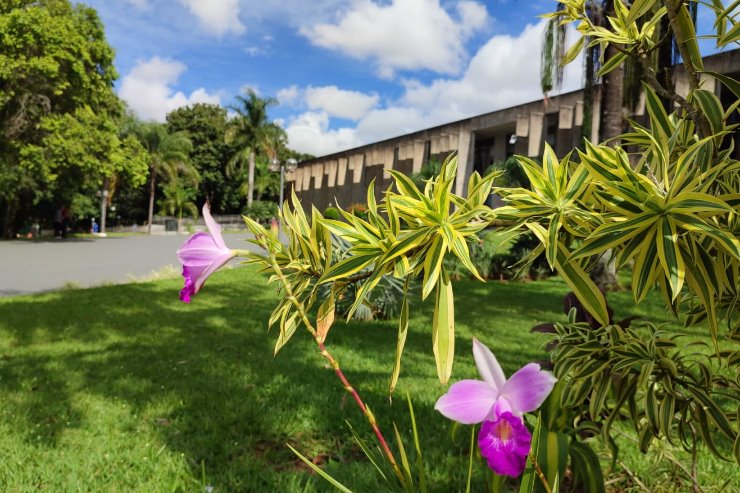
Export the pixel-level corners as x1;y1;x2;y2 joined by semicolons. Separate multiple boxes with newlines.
176;203;235;303
435;338;556;477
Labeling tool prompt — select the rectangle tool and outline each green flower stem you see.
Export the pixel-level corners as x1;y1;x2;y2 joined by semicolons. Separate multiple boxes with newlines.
530;453;553;493
662;0;712;138
252;247;404;483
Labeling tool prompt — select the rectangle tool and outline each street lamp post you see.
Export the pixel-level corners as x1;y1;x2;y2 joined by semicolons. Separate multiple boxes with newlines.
269;157;298;214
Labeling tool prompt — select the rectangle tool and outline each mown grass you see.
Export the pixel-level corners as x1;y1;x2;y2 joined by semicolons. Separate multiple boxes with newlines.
0;266;737;492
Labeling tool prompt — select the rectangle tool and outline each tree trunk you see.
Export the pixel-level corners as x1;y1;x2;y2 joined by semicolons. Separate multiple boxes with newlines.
2;199;15;239
592;0;623;291
247;151;255;208
147;167;156;235
100;177;109;235
600;40;624;140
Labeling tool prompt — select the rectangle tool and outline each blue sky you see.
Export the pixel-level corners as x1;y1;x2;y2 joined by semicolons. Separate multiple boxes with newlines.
80;0;728;156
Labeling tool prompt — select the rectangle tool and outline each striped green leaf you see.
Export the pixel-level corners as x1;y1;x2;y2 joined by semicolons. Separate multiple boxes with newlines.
702;71;740;99
561;36;584;65
450;233;484;281
389;281;410;395
287;444;355;493
432;273;455;384
389;169;425;202
692;89;724;135
597;51;627;77
718;17;740;46
655;218;685;300
676;3;704;70
673;212;740;259
528;223;609;325
320;254;375;283
643;83;672;138
627;0;658;23
546;213;562;269
422;235;448;300
519;413;543;493
668;191;733;215
569;441;605;493
380;228;431;265
632;226;659;303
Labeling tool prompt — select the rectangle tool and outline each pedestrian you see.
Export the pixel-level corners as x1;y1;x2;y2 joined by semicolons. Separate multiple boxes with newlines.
61;206;70;238
53;207;63;238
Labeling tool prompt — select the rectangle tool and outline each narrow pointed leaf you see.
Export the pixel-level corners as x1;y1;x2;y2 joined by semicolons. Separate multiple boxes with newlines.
432;273;455;384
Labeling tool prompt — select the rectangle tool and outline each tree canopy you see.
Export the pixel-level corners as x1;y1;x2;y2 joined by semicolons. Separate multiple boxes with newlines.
0;0;146;236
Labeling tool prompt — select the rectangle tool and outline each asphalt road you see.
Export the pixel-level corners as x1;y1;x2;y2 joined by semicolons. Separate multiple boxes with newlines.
0;232;260;297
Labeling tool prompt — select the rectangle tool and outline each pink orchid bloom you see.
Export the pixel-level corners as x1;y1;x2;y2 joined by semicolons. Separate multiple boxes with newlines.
478;410;532;476
435;338;556;477
177;203;235;303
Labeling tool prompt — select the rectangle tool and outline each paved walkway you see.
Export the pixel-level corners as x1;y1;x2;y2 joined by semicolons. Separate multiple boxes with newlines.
0;233;262;297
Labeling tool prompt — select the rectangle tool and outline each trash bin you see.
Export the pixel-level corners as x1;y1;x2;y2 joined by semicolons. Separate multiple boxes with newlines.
165;219;178;232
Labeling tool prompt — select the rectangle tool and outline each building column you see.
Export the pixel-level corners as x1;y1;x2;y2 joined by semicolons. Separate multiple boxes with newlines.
455;124;474;196
557;105;574;157
528;112;544;157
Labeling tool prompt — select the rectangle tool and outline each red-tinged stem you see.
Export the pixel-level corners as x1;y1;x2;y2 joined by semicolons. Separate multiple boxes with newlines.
531;453;553;493
261;249;404;483
316;340;401;477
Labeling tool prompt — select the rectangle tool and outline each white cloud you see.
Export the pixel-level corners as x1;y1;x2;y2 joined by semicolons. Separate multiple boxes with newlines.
277;85;300;105
300;0;489;78
304;86;379;120
284;111;362;156
284;20;584;155
179;0;246;36
122;0;148;8
244;46;267;57
456;1;489;35
119;57;221;122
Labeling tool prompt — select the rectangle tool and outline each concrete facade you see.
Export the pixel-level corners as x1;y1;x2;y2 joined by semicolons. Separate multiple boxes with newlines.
287;50;740;211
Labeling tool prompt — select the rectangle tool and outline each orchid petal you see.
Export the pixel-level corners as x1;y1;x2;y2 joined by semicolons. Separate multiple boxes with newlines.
473;338;507;391
478;412;531;477
202;203;226;250
500;363;557;414
193;252;235;292
177;233;224;265
434;380;497;424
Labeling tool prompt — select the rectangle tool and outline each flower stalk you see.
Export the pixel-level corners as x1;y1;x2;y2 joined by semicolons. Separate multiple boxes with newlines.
531;453;553;493
252;247;404;483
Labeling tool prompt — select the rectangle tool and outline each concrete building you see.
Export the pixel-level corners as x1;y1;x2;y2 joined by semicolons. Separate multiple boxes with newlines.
288;50;740;211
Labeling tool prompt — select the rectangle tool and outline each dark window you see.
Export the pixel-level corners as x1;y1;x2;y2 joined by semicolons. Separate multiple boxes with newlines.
544;113;558;151
473;136;496;173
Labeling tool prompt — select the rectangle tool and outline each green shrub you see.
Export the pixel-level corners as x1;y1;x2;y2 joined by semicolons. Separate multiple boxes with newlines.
242;201;278;224
323;207;340;220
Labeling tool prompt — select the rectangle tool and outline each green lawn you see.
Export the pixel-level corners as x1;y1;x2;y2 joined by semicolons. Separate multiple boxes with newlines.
0;266;736;492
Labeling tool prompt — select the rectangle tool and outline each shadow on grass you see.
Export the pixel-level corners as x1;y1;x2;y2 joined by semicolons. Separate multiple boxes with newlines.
0;270;572;491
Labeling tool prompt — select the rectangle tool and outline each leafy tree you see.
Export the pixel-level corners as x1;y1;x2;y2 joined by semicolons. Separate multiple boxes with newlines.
225;89;286;207
0;0;129;237
133;122;195;234
159;178;198;232
166;103;243;213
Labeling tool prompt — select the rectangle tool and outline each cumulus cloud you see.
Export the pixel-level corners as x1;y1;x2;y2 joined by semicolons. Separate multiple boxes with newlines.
284;20;584;155
277;85;300;105
300;0;489;78
179;0;246;36
119;57;221;122
123;0;149;8
304;86;379;120
284;111;362;157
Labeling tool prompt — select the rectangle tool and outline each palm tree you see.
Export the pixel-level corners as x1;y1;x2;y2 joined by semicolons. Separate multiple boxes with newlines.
541;1;624;143
159;178;199;232
135;122;195;234
225;89;286;207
